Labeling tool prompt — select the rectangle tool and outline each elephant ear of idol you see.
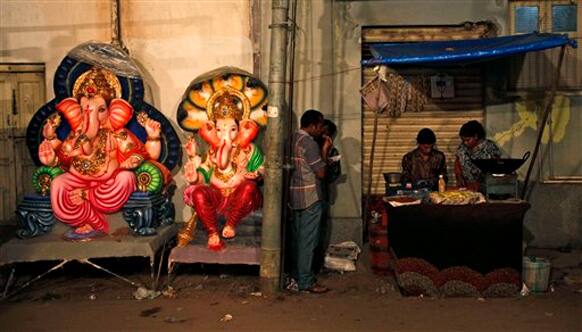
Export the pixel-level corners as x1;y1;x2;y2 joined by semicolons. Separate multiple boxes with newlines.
26;42;182;172
177;66;269;132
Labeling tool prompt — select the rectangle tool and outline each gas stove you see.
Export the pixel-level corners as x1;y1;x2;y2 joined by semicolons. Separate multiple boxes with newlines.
484;173;518;200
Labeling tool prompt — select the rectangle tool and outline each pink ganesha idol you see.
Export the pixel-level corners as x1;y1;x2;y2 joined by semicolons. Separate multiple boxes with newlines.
38;67;168;241
176;68;269;250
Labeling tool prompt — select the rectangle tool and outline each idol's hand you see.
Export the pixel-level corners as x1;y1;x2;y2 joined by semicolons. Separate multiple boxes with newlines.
184;136;200;158
121;154;144;169
145;118;161;139
42;114;60;139
70;189;88;206
243;171;260;180
39;140;57;166
184;157;201;183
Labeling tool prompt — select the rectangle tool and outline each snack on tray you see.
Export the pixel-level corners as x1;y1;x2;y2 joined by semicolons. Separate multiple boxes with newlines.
428;190;486;205
386;196;418;203
384;195;422;207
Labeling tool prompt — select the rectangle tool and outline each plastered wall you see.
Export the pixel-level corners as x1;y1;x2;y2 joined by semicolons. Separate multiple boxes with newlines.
485;60;582;248
0;0;253;223
3;0;578;248
259;0;508;245
299;0;578;249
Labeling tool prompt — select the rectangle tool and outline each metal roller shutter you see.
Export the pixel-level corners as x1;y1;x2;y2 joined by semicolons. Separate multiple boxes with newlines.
362;24;494;195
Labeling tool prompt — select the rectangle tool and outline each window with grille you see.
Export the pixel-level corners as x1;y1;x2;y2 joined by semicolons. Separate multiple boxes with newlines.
509;0;580;91
552;4;578;32
515;5;540;33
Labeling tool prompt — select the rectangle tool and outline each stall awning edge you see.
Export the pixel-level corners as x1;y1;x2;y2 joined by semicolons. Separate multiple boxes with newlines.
362;33;578;66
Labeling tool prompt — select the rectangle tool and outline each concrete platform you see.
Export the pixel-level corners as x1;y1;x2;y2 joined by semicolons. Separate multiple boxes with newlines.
0;215;178;265
168;211;262;267
169;244;260;266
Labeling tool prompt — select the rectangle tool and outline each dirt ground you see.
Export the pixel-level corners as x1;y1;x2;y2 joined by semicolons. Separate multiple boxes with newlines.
0;247;580;331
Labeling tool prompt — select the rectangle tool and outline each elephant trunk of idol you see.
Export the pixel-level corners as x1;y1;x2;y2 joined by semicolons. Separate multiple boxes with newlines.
217;138;233;170
83;106;100;139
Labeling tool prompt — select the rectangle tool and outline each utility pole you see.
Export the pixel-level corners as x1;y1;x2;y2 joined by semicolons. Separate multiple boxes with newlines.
260;0;290;294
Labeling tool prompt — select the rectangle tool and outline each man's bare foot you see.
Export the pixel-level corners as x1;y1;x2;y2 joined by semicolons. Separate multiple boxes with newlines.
222;225;236;239
207;233;224;251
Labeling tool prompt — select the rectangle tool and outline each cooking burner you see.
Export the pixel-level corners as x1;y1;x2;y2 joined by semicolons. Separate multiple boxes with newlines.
485;173;518;200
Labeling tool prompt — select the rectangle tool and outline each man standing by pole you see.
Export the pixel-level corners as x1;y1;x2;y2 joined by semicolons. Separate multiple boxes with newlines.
288;110;331;293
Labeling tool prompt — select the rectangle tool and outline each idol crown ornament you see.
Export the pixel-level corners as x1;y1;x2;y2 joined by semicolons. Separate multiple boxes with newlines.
177;66;268;132
72;67;122;103
212;91;244;121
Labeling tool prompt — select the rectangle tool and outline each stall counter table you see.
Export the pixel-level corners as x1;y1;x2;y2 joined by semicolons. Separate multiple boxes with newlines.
386;200;530;274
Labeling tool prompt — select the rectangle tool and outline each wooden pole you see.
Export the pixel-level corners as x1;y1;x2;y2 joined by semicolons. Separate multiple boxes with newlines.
363;85;381;223
521;46;567;199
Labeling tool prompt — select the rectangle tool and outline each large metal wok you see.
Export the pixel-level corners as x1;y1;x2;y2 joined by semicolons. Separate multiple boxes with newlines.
471;151;530;174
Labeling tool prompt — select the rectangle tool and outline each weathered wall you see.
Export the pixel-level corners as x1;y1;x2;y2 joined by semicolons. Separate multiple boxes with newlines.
0;1;111;85
2;0;578;248
0;0;253;222
260;0;508;245
487;98;582;248
485;61;582;249
332;0;580;249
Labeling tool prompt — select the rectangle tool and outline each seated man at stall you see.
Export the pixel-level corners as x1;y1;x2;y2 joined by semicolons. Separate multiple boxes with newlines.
401;128;447;190
455;120;501;191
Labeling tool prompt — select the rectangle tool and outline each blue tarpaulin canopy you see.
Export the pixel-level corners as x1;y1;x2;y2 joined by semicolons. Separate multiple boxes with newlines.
362;33;577;66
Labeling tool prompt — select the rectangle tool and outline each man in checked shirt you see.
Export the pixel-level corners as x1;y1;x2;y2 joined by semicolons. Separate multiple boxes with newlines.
288;109;332;294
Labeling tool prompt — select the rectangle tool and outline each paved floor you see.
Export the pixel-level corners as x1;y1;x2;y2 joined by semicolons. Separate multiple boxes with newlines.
0;246;580;331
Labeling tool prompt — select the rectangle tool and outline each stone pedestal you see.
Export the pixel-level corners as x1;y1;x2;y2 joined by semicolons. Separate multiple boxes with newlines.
122;191;175;236
15;195;56;239
15;191;175;239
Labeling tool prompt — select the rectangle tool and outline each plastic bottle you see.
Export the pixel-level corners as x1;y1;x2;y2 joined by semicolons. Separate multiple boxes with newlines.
438;174;446;193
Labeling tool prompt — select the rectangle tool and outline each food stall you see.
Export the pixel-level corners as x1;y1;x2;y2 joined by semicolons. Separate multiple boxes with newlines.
361;33;577;297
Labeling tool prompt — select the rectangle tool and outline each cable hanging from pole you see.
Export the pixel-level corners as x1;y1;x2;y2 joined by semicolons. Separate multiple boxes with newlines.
111;0;129;54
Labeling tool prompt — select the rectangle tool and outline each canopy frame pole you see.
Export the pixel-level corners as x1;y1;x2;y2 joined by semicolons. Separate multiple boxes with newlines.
521;45;567;199
365;109;380;202
362;109;380;243
363;74;383;221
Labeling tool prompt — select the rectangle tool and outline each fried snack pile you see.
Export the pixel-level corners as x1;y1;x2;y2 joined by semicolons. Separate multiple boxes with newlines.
428;190;486;205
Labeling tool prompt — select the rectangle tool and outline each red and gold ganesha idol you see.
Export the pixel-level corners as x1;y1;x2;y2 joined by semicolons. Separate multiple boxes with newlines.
176;67;268;250
38;67;170;241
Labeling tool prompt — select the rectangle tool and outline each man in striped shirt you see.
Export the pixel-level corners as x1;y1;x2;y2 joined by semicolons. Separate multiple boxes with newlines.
288;109;332;293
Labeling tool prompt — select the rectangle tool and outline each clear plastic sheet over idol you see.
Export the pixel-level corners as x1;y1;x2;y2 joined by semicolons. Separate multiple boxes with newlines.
67;41;142;79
